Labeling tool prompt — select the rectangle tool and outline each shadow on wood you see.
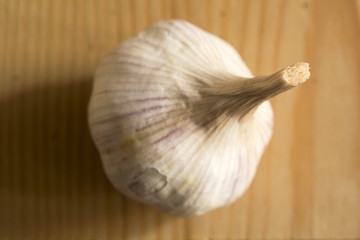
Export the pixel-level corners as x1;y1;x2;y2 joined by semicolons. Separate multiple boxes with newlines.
0;79;170;238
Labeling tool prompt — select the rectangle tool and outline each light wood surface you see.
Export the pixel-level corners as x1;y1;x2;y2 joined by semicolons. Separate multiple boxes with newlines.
1;0;360;239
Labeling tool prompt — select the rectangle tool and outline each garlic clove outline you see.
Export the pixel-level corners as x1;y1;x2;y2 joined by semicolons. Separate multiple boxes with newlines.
88;20;310;217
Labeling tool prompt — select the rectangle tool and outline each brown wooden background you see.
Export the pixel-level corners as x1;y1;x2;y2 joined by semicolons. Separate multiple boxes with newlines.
1;0;360;239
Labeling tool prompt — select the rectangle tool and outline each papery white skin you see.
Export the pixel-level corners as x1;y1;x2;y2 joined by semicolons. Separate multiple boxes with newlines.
88;20;308;217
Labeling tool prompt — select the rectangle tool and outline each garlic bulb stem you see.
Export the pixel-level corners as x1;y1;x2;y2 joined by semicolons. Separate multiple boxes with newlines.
195;62;310;123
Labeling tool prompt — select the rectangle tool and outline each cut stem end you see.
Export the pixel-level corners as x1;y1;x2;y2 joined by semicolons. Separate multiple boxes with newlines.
282;62;310;86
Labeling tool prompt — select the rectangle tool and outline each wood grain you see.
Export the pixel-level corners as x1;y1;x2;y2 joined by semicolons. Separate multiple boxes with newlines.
1;0;360;239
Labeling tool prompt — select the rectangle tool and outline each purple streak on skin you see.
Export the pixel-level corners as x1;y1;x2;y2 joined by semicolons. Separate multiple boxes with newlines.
153;128;185;145
119;126;187;164
90;97;171;113
135;111;186;133
139;108;179;123
108;97;170;104
95;88;161;95
91;102;183;125
124;97;169;103
92;110;186;148
91;105;166;126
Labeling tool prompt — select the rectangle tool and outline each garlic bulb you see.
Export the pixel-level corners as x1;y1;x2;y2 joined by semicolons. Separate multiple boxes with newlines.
88;20;310;217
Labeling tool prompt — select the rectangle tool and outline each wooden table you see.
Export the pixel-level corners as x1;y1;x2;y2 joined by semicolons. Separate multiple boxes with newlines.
1;0;360;239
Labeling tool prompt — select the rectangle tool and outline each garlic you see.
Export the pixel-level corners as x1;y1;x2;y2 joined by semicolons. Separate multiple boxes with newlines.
88;20;310;217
